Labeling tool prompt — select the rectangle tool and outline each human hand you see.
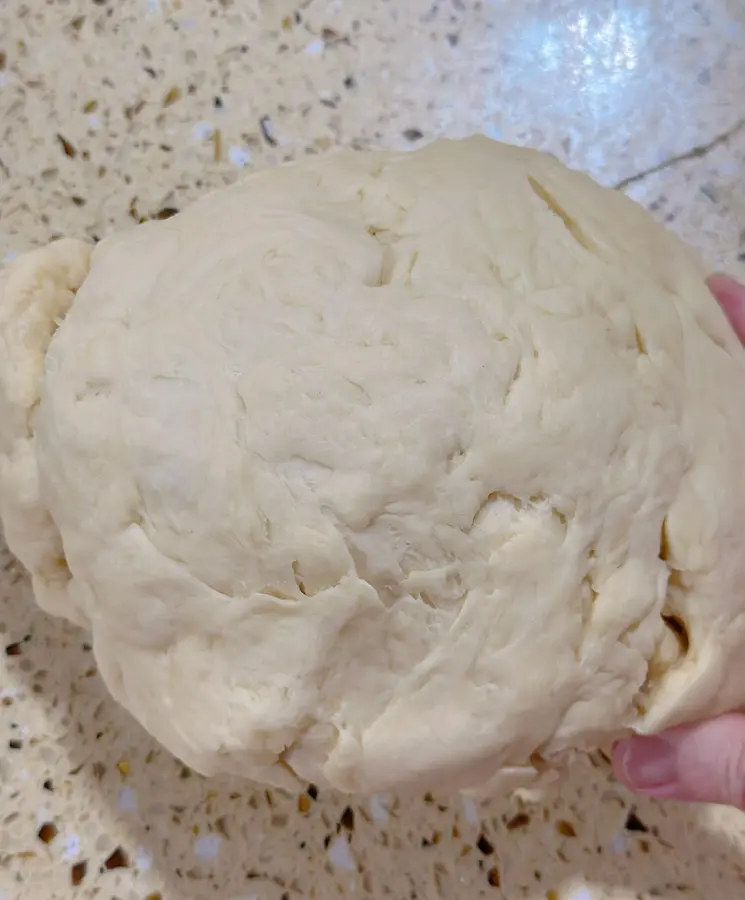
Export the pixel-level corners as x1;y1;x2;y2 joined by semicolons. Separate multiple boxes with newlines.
612;273;745;809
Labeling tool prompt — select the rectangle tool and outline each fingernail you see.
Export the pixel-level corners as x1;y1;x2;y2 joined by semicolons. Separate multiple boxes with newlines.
618;736;677;792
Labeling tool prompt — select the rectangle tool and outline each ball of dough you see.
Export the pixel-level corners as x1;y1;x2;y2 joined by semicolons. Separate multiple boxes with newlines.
3;137;745;795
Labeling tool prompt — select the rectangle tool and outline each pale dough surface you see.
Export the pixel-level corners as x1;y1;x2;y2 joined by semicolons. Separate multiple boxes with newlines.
2;137;745;795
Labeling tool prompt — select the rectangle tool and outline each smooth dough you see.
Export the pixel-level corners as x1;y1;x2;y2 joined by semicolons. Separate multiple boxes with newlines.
3;137;745;796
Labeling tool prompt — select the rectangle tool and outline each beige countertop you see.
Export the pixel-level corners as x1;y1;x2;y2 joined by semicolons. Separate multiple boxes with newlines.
1;1;745;898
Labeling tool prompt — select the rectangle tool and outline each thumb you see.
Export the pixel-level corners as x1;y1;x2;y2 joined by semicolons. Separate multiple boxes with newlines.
706;273;745;344
612;714;745;809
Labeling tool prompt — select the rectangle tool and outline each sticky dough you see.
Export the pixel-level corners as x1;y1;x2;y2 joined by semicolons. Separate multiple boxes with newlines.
3;137;745;795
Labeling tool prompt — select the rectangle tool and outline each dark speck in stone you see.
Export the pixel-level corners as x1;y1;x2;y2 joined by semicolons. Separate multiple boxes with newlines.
625;809;649;833
259;115;278;146
103;847;129;870
57;134;78;159
477;834;495;855
339;806;355;831
699;183;718;202
38;822;58;843
71;861;88;886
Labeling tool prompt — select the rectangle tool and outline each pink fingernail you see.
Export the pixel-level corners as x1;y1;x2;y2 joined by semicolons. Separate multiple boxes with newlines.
617;736;677;793
708;273;745;302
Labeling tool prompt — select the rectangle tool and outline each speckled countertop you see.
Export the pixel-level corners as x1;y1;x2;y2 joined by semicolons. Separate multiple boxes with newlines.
1;1;745;898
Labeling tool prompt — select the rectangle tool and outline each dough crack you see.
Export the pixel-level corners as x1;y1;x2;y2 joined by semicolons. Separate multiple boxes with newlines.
469;491;566;532
505;360;522;403
527;175;597;255
657;516;691;658
634;326;647;356
366;225;398;286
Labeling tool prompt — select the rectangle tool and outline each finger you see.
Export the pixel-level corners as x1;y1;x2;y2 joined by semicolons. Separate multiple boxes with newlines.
613;714;745;808
706;273;745;345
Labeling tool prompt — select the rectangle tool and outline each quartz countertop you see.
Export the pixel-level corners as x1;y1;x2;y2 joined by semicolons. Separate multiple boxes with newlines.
1;1;745;898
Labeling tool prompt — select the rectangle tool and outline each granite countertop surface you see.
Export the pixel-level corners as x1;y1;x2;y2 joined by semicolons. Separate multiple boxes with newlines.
1;1;745;898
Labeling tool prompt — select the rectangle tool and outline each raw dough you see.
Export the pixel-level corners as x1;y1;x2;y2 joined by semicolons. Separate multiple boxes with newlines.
2;137;745;795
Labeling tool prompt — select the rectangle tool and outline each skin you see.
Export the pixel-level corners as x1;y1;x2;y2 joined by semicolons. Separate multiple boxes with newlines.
612;273;745;810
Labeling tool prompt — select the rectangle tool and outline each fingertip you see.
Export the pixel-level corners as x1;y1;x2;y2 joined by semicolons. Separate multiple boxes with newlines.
611;735;678;799
706;273;745;342
613;717;745;809
707;272;745;301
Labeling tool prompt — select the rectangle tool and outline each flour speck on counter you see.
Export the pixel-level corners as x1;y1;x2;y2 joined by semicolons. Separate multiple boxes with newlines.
1;1;745;899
